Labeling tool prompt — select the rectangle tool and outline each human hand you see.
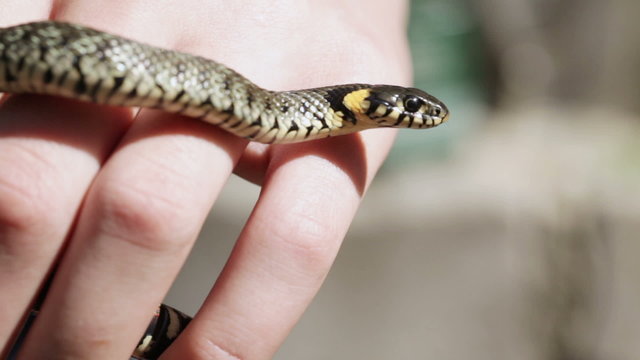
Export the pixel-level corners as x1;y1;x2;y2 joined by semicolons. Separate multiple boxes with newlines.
0;0;411;358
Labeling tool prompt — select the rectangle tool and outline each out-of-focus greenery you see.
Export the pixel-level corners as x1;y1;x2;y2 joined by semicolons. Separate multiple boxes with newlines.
385;0;488;168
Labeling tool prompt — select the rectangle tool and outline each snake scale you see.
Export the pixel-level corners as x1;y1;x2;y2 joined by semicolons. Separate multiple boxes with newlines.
0;21;448;359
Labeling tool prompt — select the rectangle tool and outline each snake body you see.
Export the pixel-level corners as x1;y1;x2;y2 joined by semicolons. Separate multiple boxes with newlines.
0;21;448;359
0;21;448;144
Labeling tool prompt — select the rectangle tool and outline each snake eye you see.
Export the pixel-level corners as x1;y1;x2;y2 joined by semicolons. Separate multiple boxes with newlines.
403;96;422;113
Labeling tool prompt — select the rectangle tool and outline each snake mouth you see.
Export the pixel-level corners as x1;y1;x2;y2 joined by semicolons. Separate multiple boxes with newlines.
419;115;446;128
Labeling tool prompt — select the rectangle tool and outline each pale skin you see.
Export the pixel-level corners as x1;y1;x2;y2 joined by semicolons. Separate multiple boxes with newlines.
0;0;412;359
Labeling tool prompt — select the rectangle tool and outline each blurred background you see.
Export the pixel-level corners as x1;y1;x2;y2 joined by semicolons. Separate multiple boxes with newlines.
167;1;640;359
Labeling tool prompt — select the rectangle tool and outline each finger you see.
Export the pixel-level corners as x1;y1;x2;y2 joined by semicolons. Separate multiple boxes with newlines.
20;111;245;359
159;0;411;355
0;96;133;354
0;0;50;28
16;4;247;358
0;7;133;353
162;129;397;360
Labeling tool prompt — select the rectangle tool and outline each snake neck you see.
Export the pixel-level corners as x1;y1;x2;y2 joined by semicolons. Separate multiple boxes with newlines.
206;84;373;144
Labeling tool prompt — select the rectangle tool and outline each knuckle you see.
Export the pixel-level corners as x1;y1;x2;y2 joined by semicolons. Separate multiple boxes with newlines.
175;335;243;360
266;209;339;273
0;175;47;233
92;178;195;253
0;147;62;254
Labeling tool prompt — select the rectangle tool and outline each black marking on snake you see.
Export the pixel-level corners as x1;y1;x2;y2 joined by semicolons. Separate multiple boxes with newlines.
88;78;104;102
4;63;16;82
247;128;261;139
407;116;415;128
270;116;280;129
127;86;137;99
109;75;125;96
251;118;262;127
16;56;26;72
393;114;405;127
27;61;40;92
18;28;30;41
304;126;314;139
219;104;236;124
152;84;166;107
173;89;185;102
2;51;16;82
325;87;358;125
38;44;48;62
280;105;289;113
155;83;166;96
43;68;53;84
367;101;392;119
72;56;87;95
222;103;234;116
56;70;69;87
287;121;299;133
176;96;192;114
155;84;167;102
366;102;379;116
201;96;213;108
316;114;329;129
57;32;71;49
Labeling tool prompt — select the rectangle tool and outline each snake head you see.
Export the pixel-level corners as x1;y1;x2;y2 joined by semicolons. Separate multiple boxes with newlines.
344;85;449;129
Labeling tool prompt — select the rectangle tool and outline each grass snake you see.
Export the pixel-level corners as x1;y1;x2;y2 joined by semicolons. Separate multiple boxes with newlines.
0;20;449;359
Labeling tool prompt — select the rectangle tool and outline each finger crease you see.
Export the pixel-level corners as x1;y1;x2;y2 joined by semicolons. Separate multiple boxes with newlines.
202;339;243;360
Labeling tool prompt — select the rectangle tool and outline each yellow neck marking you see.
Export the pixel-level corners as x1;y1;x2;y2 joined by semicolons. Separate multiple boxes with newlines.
342;89;371;114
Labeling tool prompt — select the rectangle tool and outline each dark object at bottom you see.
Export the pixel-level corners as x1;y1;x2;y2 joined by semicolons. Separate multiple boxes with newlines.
131;304;192;359
8;304;192;360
